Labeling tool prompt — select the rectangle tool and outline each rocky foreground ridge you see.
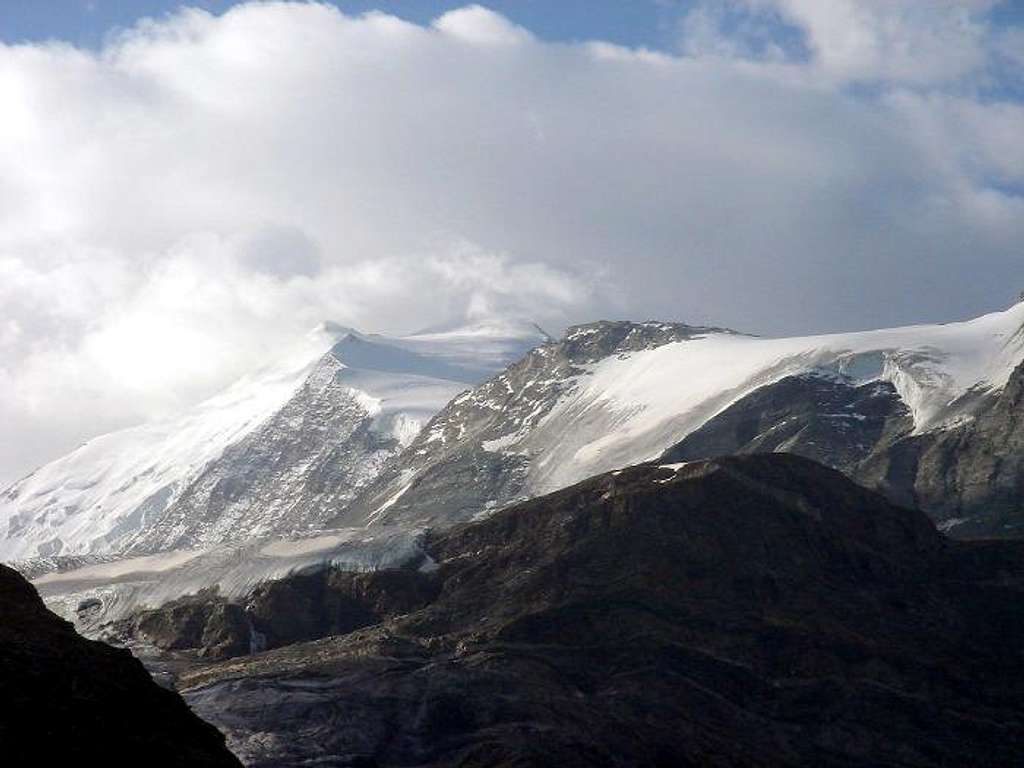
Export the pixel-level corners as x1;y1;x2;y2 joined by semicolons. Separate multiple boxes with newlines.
0;563;240;765
121;454;1024;767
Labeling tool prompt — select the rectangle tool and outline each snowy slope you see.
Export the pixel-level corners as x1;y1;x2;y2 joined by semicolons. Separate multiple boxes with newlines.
1;319;545;561
0;332;332;562
526;304;1024;493
349;303;1024;530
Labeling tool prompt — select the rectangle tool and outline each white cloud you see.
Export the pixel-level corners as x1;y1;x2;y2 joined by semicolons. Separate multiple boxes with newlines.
772;0;992;84
432;4;533;45
0;1;1022;482
679;0;1006;86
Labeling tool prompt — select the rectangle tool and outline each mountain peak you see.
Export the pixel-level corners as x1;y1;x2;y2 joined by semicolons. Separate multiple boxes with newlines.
0;317;539;560
556;319;740;364
407;315;550;342
309;321;363;342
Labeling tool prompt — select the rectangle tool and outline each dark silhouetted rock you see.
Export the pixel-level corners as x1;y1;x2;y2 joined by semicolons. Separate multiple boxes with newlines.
0;563;241;766
124;568;439;659
132;591;253;660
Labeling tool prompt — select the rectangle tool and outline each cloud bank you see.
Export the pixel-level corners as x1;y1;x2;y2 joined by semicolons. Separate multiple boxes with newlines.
1;1;1022;482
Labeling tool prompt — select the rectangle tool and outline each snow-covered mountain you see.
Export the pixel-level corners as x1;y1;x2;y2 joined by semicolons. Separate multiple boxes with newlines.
344;303;1024;537
7;302;1024;567
16;303;1024;636
0;319;547;561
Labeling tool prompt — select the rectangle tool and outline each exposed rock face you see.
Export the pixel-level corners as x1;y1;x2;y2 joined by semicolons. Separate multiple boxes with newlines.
131;589;253;659
860;358;1024;537
124;352;400;553
123;568;439;660
246;568;439;650
0;563;241;766
665;373;912;470
178;455;1024;767
664;360;1024;538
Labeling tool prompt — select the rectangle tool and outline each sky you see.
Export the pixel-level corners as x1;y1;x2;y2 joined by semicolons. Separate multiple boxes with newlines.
0;0;1023;483
6;1;700;50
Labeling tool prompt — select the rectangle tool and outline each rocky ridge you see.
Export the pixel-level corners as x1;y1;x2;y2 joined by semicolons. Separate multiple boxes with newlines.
162;453;1024;767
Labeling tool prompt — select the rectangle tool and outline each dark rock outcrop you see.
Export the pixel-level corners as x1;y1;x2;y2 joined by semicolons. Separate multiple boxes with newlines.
666;373;911;471
179;454;1024;767
0;563;241;766
131;589;252;659
248;567;439;649
125;568;439;660
859;359;1024;537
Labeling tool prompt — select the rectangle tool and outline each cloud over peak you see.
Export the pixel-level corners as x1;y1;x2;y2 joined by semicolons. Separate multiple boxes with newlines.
0;1;1022;482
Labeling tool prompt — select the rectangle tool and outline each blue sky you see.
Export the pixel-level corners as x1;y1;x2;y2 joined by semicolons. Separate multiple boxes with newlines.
1;0;698;49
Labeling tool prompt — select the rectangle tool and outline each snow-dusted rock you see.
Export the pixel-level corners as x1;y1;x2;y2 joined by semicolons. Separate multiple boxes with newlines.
345;305;1024;535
